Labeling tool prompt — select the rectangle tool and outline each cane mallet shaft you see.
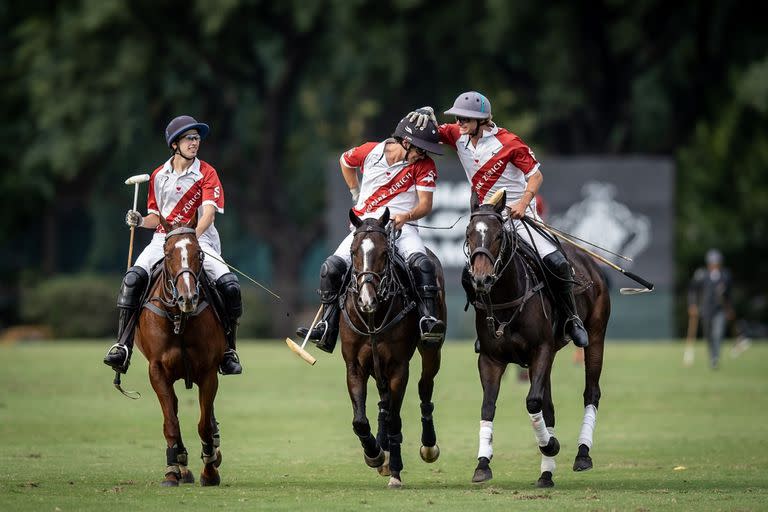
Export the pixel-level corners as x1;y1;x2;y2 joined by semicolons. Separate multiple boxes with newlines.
529;218;654;294
124;174;150;271
285;305;322;366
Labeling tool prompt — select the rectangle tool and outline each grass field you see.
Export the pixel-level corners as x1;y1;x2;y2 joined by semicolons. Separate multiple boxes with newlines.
1;340;766;511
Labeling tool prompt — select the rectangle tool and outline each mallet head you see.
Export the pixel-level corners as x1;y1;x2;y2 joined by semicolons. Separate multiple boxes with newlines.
125;174;150;185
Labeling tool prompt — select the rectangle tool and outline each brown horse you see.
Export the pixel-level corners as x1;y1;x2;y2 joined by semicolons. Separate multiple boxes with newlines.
465;191;610;488
342;208;445;489
133;216;225;486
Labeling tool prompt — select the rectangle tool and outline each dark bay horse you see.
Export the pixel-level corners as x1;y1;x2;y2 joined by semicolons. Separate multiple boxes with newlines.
342;208;445;489
134;216;226;486
465;191;610;488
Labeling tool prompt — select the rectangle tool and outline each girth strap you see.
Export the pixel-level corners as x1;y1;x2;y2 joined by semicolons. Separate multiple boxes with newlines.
143;300;210;320
472;281;544;311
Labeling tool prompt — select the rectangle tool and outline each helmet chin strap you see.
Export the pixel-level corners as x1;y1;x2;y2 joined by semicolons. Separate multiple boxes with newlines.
172;143;195;162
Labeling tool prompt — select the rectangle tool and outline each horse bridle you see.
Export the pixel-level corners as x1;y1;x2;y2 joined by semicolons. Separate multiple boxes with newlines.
161;227;205;307
347;224;397;302
465;209;516;290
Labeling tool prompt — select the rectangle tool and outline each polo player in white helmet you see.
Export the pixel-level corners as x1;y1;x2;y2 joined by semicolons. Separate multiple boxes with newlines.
408;93;589;348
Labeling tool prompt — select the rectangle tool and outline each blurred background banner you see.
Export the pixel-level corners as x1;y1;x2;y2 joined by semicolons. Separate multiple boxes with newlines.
328;156;674;340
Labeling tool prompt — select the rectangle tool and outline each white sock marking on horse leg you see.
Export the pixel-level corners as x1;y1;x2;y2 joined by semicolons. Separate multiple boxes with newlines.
540;427;556;473
477;420;493;459
577;404;597;449
529;411;551;447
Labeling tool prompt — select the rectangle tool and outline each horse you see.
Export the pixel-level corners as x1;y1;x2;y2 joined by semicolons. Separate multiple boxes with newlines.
133;216;226;487
465;190;610;488
341;208;445;489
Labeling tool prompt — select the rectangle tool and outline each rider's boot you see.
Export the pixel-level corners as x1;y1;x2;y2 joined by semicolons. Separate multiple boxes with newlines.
408;253;446;346
216;273;243;375
296;255;346;354
104;266;149;373
543;251;589;348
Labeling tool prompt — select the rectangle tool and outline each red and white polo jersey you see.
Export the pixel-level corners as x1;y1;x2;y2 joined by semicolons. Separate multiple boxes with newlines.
147;158;224;247
342;141;438;219
438;123;539;204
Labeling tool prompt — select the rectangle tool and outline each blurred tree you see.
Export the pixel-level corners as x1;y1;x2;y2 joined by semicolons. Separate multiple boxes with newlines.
2;0;767;333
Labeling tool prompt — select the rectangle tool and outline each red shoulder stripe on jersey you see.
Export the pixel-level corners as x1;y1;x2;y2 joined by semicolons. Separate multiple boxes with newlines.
353;165;414;216
157;179;204;232
470;145;515;202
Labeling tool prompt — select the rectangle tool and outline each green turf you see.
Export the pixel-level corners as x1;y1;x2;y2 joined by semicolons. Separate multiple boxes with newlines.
1;340;766;511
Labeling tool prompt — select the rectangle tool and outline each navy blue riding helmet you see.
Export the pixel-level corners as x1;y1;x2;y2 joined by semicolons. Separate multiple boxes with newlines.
165;115;210;148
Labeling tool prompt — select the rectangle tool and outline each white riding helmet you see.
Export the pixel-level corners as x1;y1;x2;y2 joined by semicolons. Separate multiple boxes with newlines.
444;91;492;119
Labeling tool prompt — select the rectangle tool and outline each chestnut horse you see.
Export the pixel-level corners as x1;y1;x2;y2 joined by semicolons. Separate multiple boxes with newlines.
341;208;445;489
465;191;610;488
134;216;225;486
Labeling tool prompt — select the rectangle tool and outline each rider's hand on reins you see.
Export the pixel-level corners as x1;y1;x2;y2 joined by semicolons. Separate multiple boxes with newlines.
507;202;527;220
392;213;411;230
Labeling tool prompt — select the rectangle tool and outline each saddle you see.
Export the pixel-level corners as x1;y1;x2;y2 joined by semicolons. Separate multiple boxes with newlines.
117;260;229;345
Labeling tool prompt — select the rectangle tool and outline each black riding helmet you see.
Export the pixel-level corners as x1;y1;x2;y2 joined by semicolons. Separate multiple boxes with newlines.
392;117;443;155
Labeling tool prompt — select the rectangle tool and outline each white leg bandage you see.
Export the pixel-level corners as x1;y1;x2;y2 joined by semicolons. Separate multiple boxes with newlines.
577;404;598;449
540;427;556;473
529;411;551;447
477;420;494;459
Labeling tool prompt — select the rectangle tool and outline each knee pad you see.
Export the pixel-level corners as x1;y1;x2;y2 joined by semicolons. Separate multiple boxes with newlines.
215;273;242;318
319;255;347;301
407;252;434;274
543;251;572;277
117;266;149;309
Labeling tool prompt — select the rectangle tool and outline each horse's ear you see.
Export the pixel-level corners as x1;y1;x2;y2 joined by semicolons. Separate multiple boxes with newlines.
159;216;172;233
470;190;480;211
380;207;390;228
187;211;198;229
494;190;507;214
349;208;363;228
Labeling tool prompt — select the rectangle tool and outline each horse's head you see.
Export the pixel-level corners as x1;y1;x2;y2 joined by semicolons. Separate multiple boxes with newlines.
349;208;392;314
466;190;508;294
159;215;203;314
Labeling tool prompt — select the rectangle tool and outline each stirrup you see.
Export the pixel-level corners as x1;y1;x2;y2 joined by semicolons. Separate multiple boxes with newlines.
419;316;445;344
566;316;589;348
104;343;130;373
219;349;242;375
299;320;328;343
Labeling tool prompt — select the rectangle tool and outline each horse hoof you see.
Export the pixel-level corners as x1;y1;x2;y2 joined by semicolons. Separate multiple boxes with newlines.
160;479;179;487
376;451;391;476
200;473;221;487
536;471;554;488
420;444;440;463
364;448;386;468
539;436;560;457
472;458;493;483
387;476;403;489
180;470;195;484
573;455;593;471
213;449;223;468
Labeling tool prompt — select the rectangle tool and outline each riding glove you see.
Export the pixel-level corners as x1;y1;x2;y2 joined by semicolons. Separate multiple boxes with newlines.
406;107;438;130
125;210;143;227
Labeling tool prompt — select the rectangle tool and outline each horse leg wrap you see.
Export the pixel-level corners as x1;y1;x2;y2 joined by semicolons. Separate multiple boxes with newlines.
376;403;390;451
541;428;556;473
577;404;597;449
388;433;404;473
354;422;379;457
478;420;494;460
529;411;551;447
176;447;188;466
420;402;436;447
165;444;181;477
201;443;217;464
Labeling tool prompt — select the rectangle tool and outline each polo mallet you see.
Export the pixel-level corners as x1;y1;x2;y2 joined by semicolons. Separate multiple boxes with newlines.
527;218;654;295
124;174;151;270
114;173;150;400
683;310;698;367
284;305;322;366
